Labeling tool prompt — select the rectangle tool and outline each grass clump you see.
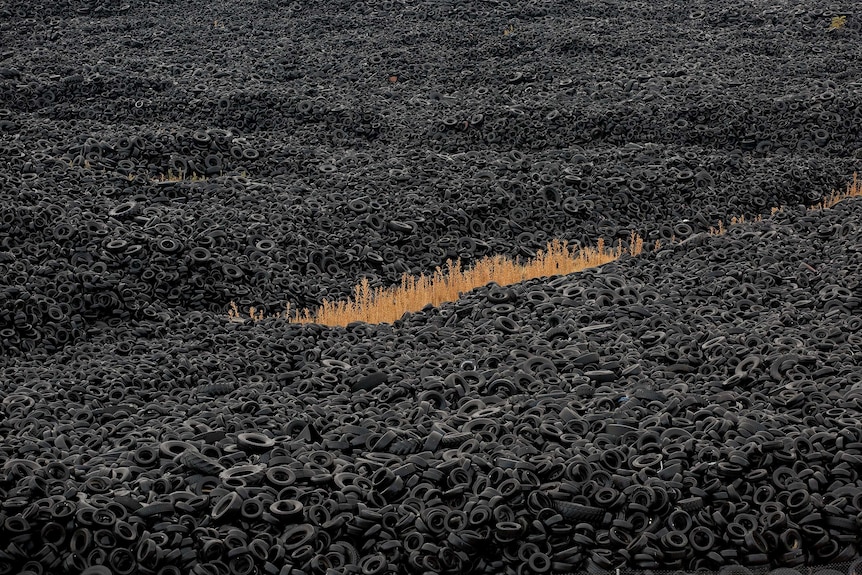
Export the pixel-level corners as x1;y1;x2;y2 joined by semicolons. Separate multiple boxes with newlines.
828;15;847;31
229;233;643;326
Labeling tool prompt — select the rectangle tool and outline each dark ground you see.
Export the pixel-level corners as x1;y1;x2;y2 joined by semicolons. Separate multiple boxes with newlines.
1;1;862;574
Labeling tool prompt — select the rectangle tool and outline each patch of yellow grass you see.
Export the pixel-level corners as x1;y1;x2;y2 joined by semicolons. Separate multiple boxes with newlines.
229;233;643;326
810;171;860;210
709;214;764;236
228;173;860;327
829;15;847;31
708;172;859;236
151;169;207;183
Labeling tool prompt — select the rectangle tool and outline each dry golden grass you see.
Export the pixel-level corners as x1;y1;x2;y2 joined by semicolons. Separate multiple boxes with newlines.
229;233;643;326
709;214;764;236
829;15;847;31
810;171;860;210
228;173;860;327
151;169;207;183
708;172;860;236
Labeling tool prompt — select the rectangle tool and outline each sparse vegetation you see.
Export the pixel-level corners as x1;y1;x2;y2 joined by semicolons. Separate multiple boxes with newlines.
229;173;861;327
707;174;859;236
151;169;207;183
709;214;763;236
828;15;847;31
229;234;643;326
810;172;860;210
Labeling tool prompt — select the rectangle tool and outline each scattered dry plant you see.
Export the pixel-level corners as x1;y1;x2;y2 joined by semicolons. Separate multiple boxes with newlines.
708;173;859;237
709;214;765;235
810;172;860;210
829;15;847;31
228;173;860;327
229;234;643;327
709;220;726;236
151;169;207;183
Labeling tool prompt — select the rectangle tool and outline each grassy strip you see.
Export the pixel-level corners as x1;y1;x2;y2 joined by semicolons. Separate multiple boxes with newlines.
230;233;643;326
229;172;859;327
811;171;860;210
